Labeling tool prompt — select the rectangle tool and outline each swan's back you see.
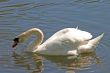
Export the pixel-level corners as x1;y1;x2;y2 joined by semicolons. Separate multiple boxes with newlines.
50;28;92;41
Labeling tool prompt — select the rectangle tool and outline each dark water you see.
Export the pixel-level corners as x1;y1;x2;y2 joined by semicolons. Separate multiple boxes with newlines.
0;0;110;73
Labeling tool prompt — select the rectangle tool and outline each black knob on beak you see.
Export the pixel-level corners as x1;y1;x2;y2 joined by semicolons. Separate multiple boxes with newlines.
12;38;19;48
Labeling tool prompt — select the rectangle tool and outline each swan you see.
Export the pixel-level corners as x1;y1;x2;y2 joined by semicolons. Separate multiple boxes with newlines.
12;27;104;55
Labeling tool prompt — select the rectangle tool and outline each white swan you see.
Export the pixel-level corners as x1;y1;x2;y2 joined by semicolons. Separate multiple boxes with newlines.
12;27;104;55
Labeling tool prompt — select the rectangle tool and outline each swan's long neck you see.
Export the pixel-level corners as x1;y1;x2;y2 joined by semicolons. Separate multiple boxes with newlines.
23;28;44;52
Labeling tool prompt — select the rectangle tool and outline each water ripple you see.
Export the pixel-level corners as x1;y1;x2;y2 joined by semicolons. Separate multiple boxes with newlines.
0;0;110;73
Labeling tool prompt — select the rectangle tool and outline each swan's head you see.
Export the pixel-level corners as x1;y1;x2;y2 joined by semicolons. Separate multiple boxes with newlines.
12;28;44;48
12;33;27;48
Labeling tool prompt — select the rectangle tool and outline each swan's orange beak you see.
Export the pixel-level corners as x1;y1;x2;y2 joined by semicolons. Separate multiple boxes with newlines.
12;38;19;48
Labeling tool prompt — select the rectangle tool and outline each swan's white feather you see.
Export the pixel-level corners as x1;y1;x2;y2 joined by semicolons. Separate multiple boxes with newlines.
35;28;93;55
45;28;92;42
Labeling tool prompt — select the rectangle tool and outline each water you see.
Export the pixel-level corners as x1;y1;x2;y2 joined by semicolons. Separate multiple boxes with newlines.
0;0;110;73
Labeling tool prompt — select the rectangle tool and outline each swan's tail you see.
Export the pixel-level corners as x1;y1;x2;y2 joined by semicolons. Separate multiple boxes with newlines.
88;33;104;46
76;26;79;29
77;33;104;54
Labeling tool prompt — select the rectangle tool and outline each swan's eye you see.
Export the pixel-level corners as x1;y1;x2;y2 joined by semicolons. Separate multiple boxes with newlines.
12;38;19;48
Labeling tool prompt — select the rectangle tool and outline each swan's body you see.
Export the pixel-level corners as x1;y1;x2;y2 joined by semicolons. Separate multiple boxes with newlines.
12;28;104;55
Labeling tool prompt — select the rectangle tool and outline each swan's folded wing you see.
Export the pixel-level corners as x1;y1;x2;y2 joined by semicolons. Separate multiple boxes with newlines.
68;28;93;41
44;28;93;44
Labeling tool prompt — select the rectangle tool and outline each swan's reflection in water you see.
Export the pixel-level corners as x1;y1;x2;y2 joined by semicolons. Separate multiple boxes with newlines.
12;52;101;73
12;52;43;73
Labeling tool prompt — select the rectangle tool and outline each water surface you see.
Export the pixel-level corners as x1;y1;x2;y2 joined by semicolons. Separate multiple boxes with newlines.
0;0;110;73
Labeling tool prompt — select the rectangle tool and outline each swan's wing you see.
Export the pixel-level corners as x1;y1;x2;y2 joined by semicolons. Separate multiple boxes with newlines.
70;28;92;41
43;28;92;49
53;28;92;41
